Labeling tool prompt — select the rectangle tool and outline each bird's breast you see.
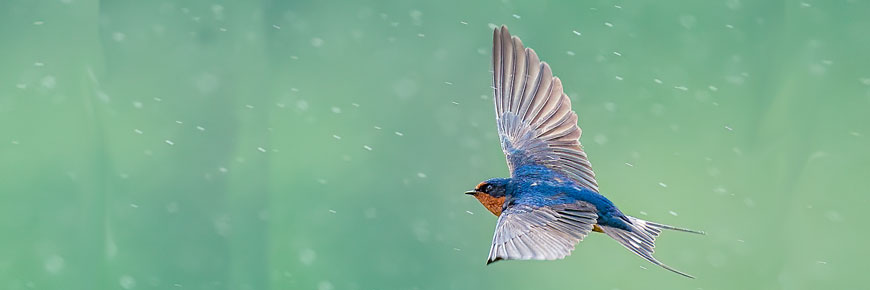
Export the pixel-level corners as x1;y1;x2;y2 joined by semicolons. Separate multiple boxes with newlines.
473;194;505;216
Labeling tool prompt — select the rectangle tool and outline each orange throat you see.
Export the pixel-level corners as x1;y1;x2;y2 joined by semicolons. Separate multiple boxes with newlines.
473;194;505;216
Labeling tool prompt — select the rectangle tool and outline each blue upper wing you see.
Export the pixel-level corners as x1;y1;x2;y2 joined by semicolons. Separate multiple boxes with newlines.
491;26;599;192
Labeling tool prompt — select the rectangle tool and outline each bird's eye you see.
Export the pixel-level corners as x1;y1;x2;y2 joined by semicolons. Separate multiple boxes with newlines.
484;184;493;192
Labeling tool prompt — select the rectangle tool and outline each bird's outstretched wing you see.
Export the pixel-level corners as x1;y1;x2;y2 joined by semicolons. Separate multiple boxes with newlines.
487;200;598;264
491;25;599;192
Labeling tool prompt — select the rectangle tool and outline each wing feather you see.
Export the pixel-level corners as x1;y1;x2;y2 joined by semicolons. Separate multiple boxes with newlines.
491;26;599;192
487;201;598;264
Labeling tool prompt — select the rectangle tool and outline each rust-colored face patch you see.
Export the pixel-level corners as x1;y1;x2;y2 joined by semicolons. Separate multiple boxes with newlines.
473;193;505;216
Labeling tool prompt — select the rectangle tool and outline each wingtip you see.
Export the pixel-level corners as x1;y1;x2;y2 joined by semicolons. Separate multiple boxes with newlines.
497;25;510;38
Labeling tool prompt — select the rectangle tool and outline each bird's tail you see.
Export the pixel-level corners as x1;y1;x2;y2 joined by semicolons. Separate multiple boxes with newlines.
598;216;705;279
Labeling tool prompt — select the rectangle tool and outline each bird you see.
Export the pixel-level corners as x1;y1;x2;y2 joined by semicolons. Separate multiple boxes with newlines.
465;25;704;278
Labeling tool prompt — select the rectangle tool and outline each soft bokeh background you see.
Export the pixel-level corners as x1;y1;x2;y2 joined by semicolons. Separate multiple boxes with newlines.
2;0;869;289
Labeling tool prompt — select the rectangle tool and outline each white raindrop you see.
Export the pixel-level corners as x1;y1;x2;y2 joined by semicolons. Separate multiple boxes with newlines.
318;281;334;290
364;208;377;219
299;248;317;265
311;38;324;47
296;100;309;111
44;255;64;274
112;32;126;42
119;275;136;289
41;75;56;88
166;202;179;213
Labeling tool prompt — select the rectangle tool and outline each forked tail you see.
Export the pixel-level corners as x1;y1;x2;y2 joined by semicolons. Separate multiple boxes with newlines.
599;216;705;278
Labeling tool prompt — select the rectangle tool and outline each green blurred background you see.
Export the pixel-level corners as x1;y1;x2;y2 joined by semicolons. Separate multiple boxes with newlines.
2;0;868;289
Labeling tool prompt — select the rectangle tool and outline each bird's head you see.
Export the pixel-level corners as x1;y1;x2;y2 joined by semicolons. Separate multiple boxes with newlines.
465;178;509;216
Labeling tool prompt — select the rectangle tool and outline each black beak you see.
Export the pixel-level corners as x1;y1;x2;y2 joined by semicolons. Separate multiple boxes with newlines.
465;190;478;195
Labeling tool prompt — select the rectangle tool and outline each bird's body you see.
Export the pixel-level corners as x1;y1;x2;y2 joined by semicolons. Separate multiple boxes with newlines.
466;25;703;278
477;165;632;231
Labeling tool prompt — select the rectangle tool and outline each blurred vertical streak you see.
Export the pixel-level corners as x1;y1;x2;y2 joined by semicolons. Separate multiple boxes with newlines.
81;65;111;290
223;1;271;289
738;1;836;287
726;1;793;286
74;3;112;290
0;0;108;289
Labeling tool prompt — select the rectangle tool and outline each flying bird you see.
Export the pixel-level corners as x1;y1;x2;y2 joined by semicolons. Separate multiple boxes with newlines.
466;25;704;278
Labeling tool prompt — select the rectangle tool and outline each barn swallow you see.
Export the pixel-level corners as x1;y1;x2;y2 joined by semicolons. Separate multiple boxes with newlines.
466;26;704;278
